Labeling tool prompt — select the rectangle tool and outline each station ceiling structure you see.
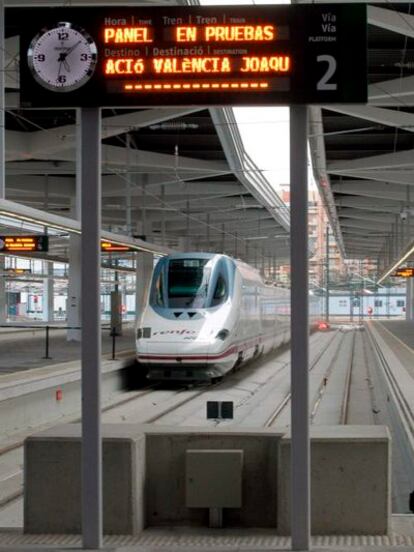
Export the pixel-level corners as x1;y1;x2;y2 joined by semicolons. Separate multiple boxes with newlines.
3;0;414;284
305;2;414;282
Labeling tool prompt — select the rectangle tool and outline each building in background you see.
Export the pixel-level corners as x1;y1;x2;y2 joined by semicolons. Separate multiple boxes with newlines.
277;183;377;289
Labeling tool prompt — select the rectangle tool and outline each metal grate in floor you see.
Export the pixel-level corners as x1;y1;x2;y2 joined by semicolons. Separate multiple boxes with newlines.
1;530;414;549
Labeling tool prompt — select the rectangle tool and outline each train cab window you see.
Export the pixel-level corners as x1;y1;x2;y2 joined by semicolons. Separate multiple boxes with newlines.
211;275;227;307
154;272;165;307
167;258;210;308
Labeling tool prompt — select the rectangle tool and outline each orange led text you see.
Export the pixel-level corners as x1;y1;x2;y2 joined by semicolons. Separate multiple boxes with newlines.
124;81;269;92
241;56;290;72
204;25;275;42
153;57;231;74
104;27;153;44
105;58;145;75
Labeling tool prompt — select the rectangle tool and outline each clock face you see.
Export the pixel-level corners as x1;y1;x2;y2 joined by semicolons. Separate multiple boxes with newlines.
27;22;97;92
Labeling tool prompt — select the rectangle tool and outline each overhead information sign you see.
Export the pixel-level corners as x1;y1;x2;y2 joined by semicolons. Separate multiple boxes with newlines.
392;268;414;278
0;235;49;252
101;241;133;252
4;268;32;275
9;4;367;107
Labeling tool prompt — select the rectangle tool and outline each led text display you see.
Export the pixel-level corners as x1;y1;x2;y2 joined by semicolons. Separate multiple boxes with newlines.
12;4;367;107
101;241;133;252
0;235;49;253
392;268;414;278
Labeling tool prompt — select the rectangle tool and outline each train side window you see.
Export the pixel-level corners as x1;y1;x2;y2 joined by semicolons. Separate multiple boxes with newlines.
211;275;227;307
154;272;165;307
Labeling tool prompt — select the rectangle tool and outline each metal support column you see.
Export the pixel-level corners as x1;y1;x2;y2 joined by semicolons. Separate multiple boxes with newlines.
290;105;310;551
126;133;132;236
406;278;414;321
80;107;102;550
0;256;6;323
0;0;5;199
325;225;329;323
136;251;154;325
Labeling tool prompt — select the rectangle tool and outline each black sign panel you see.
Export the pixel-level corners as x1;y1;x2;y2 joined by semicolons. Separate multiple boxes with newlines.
101;241;133;252
8;4;367;107
0;235;49;252
392;268;414;278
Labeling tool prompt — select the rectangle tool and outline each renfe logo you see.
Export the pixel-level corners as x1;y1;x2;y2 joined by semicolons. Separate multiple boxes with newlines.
152;329;197;336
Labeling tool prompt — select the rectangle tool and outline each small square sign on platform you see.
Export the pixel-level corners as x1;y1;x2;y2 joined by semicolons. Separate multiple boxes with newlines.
10;4;367;551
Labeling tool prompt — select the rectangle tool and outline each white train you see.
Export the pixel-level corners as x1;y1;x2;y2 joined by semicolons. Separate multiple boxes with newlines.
136;252;319;382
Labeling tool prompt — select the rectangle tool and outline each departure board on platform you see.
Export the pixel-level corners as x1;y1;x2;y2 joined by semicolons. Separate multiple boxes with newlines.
392;268;414;278
101;241;133;253
0;235;49;253
10;4;367;107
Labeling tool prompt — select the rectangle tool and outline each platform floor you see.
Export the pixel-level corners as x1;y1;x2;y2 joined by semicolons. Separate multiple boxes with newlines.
0;324;135;374
2;517;414;551
379;320;414;351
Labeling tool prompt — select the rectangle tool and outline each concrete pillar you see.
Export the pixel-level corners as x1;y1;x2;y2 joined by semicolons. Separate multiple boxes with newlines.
42;261;54;323
67;234;82;340
136;252;154;327
406;278;414;321
0;256;6;323
0;0;5;199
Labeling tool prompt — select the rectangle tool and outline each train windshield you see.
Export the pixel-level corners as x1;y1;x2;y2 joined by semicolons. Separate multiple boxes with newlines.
167;258;211;308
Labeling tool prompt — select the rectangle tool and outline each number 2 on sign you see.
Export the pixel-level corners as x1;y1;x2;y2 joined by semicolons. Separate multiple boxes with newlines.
317;55;337;90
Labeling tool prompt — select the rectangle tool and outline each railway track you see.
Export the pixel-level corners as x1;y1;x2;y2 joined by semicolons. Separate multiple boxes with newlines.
0;380;172;511
0;327;375;516
3;323;411;518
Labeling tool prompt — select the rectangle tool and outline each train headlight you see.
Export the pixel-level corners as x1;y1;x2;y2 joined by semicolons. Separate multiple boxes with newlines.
216;329;230;340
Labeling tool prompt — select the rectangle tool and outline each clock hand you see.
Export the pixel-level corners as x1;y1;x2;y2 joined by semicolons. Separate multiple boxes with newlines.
63;58;71;72
64;40;82;57
57;50;72;74
57;59;64;80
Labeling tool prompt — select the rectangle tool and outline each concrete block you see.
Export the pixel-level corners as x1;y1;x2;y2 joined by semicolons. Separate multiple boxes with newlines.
145;425;282;528
277;425;391;535
24;424;145;534
186;449;243;508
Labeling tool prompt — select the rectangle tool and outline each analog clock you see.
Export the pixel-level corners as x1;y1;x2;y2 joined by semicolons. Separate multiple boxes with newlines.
27;22;97;92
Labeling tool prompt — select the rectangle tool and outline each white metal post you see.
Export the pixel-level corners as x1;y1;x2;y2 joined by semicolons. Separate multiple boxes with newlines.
290;105;310;551
80;107;102;550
